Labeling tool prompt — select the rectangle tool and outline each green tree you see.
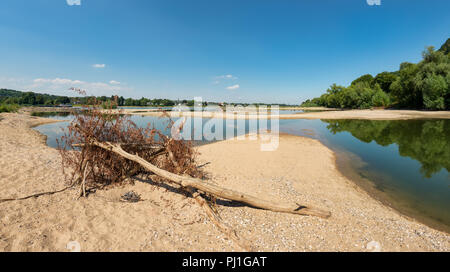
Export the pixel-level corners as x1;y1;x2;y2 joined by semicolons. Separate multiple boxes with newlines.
390;62;421;108
351;74;374;86
438;38;450;55
21;92;36;105
35;95;45;105
373;72;398;93
372;88;390;107
413;47;449;110
55;96;70;105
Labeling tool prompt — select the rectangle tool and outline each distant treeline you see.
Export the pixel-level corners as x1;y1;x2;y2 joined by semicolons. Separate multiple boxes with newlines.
0;89;296;108
0;89;178;107
301;38;450;110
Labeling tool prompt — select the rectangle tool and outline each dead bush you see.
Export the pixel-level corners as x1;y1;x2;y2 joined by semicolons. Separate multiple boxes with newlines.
58;104;203;193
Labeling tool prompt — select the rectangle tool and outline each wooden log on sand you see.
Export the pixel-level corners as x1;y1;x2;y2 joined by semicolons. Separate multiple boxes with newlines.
89;139;331;219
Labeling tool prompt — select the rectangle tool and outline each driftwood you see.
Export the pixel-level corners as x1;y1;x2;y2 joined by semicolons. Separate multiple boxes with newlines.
0;185;74;203
88;139;331;219
190;189;253;251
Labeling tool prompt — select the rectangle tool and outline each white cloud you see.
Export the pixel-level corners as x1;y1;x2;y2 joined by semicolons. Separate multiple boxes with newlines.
213;74;239;85
226;84;240;90
92;64;106;69
216;74;238;80
29;77;131;96
34;78;85;85
1;76;132;97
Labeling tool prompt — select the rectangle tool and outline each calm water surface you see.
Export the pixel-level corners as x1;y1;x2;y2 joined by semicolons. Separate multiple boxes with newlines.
33;113;450;232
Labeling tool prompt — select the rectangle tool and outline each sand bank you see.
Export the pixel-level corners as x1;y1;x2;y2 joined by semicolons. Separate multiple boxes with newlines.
0;113;448;251
26;106;450;120
104;108;450;120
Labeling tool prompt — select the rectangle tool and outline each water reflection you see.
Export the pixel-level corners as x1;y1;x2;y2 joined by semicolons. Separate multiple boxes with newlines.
323;119;450;178
33;113;450;232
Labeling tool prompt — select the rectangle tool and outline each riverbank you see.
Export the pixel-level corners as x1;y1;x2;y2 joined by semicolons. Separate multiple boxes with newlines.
25;106;450;120
0;113;448;251
111;108;450;120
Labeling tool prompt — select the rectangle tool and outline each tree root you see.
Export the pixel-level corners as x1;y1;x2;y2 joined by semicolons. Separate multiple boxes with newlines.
0;185;74;203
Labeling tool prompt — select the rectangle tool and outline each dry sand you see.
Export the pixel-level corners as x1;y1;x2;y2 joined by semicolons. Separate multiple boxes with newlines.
0;113;449;252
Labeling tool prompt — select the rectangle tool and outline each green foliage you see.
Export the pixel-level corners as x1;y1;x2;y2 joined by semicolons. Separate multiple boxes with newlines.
0;89;22;98
391;47;449;110
303;82;387;109
390;62;421;108
438;38;450;55
0;89;186;108
101;100;118;109
373;71;398;93
300;98;321;107
371;88;390;107
351;74;374;86
0;103;20;113
303;39;450;110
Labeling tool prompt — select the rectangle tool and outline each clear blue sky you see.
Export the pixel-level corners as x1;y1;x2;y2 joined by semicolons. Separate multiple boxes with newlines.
0;0;449;104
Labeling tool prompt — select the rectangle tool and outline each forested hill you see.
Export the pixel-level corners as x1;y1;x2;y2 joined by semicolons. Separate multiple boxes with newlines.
0;89;22;98
439;38;450;55
0;89;295;107
0;88;181;107
0;89;72;106
302;39;450;110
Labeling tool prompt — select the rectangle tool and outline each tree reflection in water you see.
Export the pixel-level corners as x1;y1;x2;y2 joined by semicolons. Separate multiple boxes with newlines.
323;119;450;178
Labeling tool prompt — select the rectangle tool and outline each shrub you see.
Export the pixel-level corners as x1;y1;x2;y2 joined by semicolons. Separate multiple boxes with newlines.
0;103;20;113
58;107;204;190
101;100;118;109
372;89;391;107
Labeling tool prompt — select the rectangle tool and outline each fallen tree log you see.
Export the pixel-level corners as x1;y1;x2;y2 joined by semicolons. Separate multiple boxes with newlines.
89;139;331;219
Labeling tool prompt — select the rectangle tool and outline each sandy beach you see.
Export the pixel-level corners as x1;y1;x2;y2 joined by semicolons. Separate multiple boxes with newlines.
0;112;449;252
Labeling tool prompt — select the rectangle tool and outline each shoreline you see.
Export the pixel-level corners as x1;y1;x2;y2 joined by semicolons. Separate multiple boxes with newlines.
115;108;450;120
19;112;450;234
331;146;450;234
26;107;450;120
29;112;450;235
1;112;449;251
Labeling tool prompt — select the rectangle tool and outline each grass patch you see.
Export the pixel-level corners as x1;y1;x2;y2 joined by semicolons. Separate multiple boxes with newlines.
0;104;20;113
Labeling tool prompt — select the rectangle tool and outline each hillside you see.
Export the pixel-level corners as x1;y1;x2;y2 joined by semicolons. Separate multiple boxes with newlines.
438;38;450;55
302;38;450;110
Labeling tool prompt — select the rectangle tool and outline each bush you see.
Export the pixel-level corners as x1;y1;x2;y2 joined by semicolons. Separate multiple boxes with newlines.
58;107;204;189
0;103;20;113
306;41;450;111
372;89;391;107
101;101;118;109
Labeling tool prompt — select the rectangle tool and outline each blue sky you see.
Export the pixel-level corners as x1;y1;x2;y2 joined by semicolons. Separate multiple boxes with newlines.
0;0;449;104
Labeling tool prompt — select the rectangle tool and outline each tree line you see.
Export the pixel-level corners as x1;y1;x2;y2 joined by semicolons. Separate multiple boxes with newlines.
301;38;450;110
0;89;297;109
0;90;180;108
